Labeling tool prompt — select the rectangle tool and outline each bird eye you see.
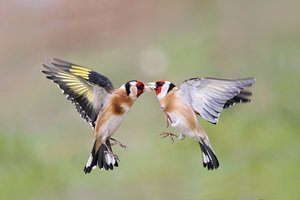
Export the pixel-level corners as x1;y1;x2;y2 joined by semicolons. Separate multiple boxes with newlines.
137;85;144;90
156;82;164;87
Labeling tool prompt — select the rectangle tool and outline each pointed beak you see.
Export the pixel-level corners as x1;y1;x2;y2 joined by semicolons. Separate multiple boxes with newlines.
144;85;151;92
146;82;156;91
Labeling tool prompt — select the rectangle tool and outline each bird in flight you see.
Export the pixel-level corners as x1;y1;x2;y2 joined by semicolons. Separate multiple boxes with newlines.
147;77;255;170
42;58;146;173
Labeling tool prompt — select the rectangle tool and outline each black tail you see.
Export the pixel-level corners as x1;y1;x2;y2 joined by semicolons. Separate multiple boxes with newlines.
83;140;118;174
199;140;219;170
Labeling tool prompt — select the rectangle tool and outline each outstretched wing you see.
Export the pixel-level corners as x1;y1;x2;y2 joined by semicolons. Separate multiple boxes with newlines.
178;77;255;124
42;58;114;128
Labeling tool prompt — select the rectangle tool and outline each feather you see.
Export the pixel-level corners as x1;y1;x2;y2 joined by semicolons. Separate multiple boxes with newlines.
42;58;115;127
178;77;255;124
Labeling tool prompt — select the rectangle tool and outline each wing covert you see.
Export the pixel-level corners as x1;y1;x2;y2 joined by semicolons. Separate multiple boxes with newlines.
42;58;114;127
178;77;255;124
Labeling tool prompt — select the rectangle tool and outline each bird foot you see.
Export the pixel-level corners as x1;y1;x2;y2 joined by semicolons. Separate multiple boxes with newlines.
160;132;178;143
109;137;127;149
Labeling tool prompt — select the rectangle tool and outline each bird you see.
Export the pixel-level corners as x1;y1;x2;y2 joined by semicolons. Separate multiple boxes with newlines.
42;58;146;173
147;77;255;170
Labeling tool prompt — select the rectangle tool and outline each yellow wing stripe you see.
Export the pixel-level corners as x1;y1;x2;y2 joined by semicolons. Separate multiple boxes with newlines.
69;66;91;79
69;70;90;79
85;92;94;102
56;70;94;103
71;65;91;71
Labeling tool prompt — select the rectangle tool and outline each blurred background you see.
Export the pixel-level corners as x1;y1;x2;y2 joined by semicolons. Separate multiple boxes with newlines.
1;0;299;199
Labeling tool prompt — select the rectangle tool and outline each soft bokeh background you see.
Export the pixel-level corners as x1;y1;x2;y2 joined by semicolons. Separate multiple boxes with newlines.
1;0;299;199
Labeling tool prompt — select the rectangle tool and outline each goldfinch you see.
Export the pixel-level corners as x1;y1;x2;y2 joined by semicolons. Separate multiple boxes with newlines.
147;77;255;170
42;58;146;173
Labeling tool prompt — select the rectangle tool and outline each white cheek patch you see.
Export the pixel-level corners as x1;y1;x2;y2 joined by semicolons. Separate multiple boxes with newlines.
130;86;137;97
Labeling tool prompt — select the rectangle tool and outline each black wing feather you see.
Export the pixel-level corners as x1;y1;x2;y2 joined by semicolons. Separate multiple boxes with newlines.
42;58;114;127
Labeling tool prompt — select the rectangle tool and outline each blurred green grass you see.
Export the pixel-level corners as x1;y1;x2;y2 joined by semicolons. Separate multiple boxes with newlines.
1;1;300;199
1;31;300;200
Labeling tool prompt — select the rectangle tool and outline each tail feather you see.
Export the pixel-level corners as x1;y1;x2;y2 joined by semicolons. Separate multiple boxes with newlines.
199;140;219;170
83;140;118;174
83;142;97;174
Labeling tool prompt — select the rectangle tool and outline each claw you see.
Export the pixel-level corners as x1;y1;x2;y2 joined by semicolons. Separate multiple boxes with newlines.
160;132;178;143
109;137;127;149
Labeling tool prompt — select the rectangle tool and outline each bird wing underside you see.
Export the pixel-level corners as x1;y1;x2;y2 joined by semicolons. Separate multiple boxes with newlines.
178;77;255;124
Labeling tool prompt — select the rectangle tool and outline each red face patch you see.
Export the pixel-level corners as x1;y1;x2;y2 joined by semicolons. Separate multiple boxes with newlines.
155;80;165;95
137;90;143;97
136;81;143;87
136;80;144;97
155;86;162;95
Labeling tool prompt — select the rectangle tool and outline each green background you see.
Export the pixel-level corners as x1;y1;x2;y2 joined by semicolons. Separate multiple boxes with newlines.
1;1;299;199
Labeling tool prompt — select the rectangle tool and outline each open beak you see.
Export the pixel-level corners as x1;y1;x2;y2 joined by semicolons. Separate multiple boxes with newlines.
146;82;156;91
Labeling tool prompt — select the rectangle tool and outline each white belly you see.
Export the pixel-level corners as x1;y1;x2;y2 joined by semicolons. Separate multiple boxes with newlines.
99;114;127;141
167;111;198;139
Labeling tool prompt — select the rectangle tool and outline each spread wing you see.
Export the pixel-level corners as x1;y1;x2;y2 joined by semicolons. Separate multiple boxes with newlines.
42;58;114;128
178;77;255;124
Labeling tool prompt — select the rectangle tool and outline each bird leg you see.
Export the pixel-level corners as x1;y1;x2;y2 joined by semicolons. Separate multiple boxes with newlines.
160;113;178;143
109;137;127;149
164;112;172;128
160;131;178;143
165;116;170;128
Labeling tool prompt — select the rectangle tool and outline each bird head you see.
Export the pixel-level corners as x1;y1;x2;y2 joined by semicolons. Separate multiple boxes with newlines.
147;80;176;99
124;80;146;99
